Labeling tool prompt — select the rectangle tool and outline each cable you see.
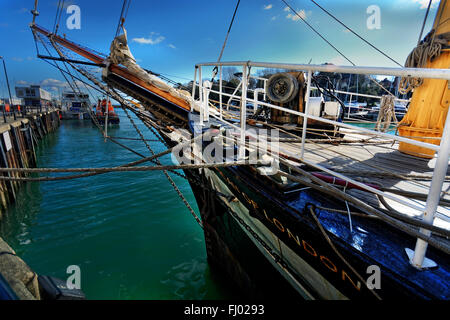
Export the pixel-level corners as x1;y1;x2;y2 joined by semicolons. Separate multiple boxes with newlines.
308;206;382;300
52;0;62;33
54;0;65;34
211;0;241;81
418;0;433;44
115;0;132;37
281;0;395;97
217;0;241;64
281;0;354;66
309;0;403;67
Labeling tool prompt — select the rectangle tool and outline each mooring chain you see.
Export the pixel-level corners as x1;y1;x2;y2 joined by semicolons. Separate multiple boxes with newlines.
119;101;203;228
119;105;187;181
33;55;203;228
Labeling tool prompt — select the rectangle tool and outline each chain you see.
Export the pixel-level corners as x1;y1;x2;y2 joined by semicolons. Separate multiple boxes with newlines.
119;103;203;228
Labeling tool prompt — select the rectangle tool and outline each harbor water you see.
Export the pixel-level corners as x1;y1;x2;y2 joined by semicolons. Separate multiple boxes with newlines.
0;109;234;300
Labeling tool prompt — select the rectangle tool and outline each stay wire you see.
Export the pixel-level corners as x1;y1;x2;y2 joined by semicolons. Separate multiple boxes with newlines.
212;0;241;81
52;0;62;33
309;0;403;67
418;0;433;45
54;0;65;34
281;0;395;97
281;0;353;66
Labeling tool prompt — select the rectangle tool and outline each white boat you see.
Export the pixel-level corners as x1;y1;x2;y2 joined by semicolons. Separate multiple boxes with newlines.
60;91;90;120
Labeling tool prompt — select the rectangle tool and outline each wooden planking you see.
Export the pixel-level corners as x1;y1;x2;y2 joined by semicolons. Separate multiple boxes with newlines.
277;135;450;201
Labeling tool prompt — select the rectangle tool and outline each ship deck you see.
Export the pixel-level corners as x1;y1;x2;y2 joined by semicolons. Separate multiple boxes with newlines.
279;129;450;229
190;113;450;230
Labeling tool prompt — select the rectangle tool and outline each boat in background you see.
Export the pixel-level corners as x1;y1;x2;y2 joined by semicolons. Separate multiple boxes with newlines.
29;0;450;300
93;98;120;125
61;91;90;120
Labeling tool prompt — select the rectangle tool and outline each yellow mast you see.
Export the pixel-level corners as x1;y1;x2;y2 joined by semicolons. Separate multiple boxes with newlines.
398;0;450;158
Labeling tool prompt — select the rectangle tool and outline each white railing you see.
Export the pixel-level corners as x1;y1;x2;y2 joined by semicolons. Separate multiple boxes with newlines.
310;87;410;120
192;61;450;270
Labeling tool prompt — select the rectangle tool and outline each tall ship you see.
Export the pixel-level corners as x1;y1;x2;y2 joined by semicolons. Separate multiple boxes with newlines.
29;0;449;299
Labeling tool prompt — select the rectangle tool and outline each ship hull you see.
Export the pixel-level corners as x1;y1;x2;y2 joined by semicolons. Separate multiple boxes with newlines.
178;163;449;300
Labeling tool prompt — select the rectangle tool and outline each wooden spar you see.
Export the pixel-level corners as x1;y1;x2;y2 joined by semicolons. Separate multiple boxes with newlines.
109;66;191;111
30;24;191;112
31;25;104;64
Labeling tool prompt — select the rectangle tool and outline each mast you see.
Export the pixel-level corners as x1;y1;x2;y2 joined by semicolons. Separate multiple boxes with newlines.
400;0;450;269
398;0;450;158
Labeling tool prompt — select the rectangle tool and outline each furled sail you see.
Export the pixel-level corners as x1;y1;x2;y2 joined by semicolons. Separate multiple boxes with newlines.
107;27;198;111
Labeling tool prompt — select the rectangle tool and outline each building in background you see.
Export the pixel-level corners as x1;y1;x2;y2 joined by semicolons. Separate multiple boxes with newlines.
0;97;23;105
15;85;52;109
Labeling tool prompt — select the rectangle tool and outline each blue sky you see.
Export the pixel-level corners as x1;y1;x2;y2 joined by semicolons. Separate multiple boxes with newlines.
0;0;439;99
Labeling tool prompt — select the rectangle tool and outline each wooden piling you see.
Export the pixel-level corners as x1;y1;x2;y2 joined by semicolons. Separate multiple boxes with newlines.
0;110;60;218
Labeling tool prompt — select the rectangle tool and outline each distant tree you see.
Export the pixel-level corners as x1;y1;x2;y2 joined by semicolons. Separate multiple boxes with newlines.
223;67;239;82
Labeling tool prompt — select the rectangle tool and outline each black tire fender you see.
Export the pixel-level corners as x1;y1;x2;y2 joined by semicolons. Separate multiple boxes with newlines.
266;73;299;103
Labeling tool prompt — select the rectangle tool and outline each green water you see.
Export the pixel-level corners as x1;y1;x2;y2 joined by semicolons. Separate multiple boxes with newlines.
0;110;234;300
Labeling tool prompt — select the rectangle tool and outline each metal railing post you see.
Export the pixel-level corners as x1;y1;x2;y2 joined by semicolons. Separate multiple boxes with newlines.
198;66;203;126
348;94;353;119
239;64;248;160
301;70;312;159
192;67;198;112
409;106;450;269
219;65;223;120
253;88;265;114
203;81;211;123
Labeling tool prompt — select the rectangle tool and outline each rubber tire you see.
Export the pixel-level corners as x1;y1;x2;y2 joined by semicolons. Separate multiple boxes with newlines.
266;73;299;103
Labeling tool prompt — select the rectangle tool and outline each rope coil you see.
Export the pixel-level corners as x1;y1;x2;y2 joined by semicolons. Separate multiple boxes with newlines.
375;95;397;132
399;30;450;94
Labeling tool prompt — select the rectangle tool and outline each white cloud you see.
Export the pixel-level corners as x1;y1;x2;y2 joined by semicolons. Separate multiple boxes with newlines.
271;15;279;21
132;32;165;45
40;78;84;90
41;78;66;87
168;44;176;49
411;0;437;9
263;4;273;10
286;9;309;21
284;6;290;12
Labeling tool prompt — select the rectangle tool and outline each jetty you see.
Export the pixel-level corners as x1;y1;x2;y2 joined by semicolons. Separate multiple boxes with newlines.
0;109;60;300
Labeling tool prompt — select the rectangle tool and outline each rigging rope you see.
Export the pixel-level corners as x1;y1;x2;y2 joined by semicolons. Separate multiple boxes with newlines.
418;0;433;45
307;206;382;300
399;0;449;93
399;29;450;94
375;95;397;132
309;0;403;67
53;0;65;34
281;0;353;66
217;0;241;64
281;0;395;97
115;0;132;38
211;0;241;81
